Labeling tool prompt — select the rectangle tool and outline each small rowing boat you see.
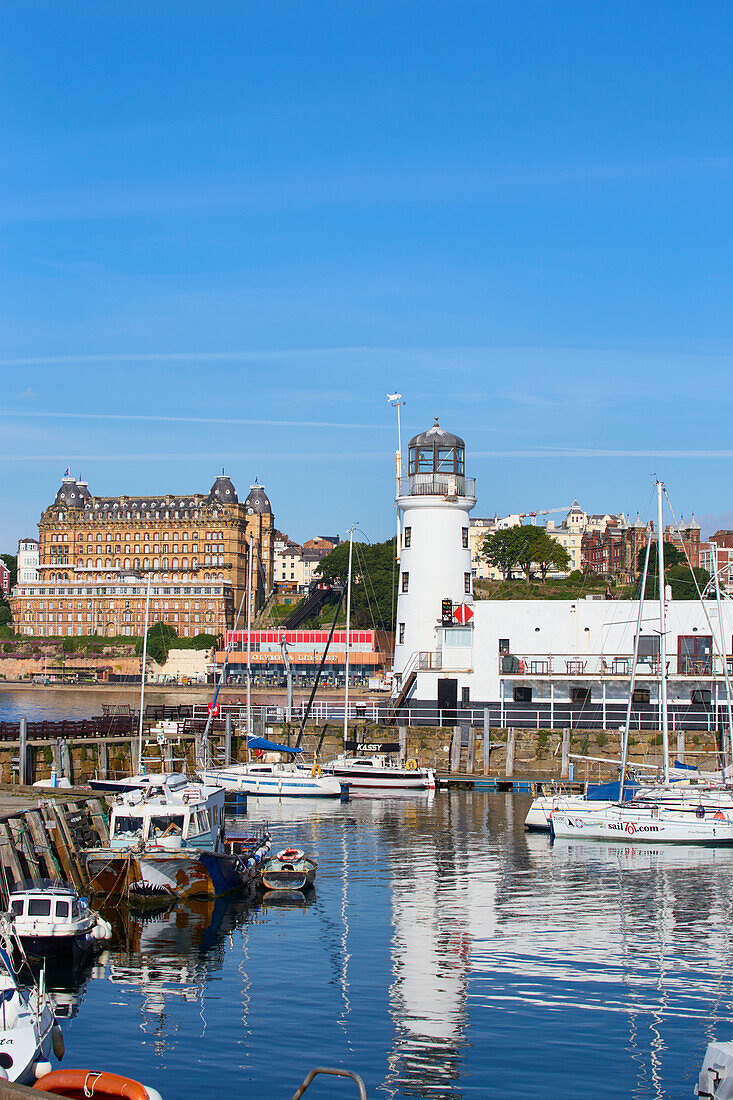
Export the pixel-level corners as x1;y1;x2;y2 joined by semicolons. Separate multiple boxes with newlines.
260;848;317;892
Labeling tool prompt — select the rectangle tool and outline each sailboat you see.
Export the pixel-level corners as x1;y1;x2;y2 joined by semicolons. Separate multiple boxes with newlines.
551;481;733;845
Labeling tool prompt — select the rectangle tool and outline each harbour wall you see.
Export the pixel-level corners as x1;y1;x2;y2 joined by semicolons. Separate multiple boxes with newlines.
0;720;721;785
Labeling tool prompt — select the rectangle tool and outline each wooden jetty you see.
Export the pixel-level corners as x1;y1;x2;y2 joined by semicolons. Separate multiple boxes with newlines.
0;786;110;904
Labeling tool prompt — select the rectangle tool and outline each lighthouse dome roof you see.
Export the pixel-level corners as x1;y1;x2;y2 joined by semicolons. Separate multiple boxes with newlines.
409;418;464;450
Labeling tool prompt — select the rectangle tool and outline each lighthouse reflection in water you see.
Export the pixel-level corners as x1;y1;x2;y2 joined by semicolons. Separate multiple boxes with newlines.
44;794;733;1099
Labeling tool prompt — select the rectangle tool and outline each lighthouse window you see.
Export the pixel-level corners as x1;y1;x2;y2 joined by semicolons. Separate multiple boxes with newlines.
416;447;434;472
444;628;471;647
462;527;469;548
399;623;405;644
401;572;409;593
403;527;411;548
464;572;471;594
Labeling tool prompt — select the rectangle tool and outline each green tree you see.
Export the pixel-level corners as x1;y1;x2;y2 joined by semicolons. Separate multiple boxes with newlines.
0;601;11;627
480;527;526;580
136;621;178;665
532;531;571;580
636;542;708;599
315;537;398;630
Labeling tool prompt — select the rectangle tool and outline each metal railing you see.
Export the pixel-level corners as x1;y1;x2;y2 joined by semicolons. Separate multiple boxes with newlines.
397;474;475;498
499;652;731;679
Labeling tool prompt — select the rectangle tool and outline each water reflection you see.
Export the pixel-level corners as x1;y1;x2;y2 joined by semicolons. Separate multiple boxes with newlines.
23;792;733;1099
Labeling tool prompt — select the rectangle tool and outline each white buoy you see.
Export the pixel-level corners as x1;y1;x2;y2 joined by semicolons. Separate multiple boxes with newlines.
34;1061;53;1080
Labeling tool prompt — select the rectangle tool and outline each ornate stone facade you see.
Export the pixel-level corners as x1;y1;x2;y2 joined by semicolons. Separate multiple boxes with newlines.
10;471;274;639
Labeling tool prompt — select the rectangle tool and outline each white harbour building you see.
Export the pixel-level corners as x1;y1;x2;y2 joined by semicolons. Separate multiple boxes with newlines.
392;420;733;731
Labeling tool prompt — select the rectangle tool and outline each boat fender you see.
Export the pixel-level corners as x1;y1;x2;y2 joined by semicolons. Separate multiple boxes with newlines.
34;1062;53;1081
92;918;113;941
311;764;322;778
144;1087;164;1100
696;805;706;819
0;1068;8;1081
405;759;417;771
51;1025;65;1061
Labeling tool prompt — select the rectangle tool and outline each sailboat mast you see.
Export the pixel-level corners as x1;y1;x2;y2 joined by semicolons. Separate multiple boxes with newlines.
619;530;653;801
343;527;355;749
246;536;254;737
137;571;152;774
656;480;670;785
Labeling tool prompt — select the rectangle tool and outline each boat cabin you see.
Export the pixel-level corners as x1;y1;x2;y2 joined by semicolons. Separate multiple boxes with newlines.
109;774;226;852
9;881;89;933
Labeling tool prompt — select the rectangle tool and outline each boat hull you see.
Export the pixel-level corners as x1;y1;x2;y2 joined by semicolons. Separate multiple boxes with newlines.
260;857;317;891
18;932;97;959
83;848;252;900
324;767;434;790
201;768;344;798
551;807;733;845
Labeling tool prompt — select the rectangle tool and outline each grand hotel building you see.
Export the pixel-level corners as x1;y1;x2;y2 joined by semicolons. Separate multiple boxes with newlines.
11;471;274;639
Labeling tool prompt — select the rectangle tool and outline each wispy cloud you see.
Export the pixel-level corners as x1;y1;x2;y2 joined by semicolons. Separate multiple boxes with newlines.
0;347;370;367
17;387;36;400
0;410;386;431
474;449;733;458
0;452;387;462
4;156;733;224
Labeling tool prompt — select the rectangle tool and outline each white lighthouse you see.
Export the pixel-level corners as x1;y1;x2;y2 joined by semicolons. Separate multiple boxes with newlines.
392;418;476;708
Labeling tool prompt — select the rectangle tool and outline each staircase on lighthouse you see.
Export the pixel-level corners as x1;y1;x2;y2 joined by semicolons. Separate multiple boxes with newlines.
391;418;476;717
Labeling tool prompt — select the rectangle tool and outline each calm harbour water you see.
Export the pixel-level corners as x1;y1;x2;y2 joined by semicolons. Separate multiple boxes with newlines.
26;791;733;1100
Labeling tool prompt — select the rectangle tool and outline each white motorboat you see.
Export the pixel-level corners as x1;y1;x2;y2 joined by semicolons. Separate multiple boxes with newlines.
201;736;346;798
322;753;436;791
0;920;60;1084
8;881;112;958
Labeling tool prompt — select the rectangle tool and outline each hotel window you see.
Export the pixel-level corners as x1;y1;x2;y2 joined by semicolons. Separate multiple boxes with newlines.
462;527;469;548
403;527;411;548
464;573;471;594
398;623;405;644
632;688;650;704
691;688;712;705
514;686;532;703
401;572;409;593
570;687;591;705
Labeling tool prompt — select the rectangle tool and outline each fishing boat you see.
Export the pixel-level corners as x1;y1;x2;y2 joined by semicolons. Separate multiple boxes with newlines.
322;752;436;791
201;737;346;798
7;882;112;959
34;1069;163;1100
0;920;61;1085
81;774;270;901
260;848;317;892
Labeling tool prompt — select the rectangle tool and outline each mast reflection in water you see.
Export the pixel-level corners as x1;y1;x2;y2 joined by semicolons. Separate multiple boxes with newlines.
42;793;733;1099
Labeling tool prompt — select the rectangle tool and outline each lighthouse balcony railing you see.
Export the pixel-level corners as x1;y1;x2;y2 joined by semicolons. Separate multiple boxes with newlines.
397;474;475;499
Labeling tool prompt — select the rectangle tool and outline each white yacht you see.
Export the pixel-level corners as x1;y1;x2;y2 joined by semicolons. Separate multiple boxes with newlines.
201;737;346;798
322;753;436;791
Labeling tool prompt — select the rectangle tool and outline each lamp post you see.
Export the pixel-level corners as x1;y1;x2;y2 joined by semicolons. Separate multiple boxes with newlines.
387;393;405;561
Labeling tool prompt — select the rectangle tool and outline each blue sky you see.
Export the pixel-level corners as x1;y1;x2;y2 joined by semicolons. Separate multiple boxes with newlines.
2;0;733;547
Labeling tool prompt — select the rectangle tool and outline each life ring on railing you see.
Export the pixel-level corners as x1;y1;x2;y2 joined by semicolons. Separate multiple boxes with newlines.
34;1069;154;1100
311;764;322;778
714;810;726;820
405;759;418;771
518;660;525;674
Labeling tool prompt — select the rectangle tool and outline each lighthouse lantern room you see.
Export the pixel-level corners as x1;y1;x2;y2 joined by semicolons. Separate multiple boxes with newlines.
393;418;476;701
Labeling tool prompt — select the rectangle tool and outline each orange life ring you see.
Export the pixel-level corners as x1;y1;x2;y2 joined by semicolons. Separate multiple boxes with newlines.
277;847;304;861
714;811;726;820
34;1070;151;1100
